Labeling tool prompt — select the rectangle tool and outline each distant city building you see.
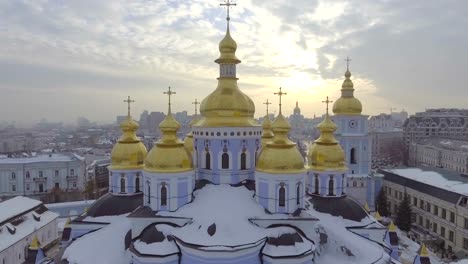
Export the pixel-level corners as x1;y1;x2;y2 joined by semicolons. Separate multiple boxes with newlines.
289;101;305;138
369;111;408;131
116;115;127;126
409;138;468;174
0;153;86;202
0;196;59;264
403;109;468;149
86;158;111;198
380;167;468;258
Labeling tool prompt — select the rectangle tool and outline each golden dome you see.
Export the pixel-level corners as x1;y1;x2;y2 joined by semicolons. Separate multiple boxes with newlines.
145;112;193;173
308;114;346;171
110;116;148;170
261;115;274;148
257;113;305;173
197;23;256;127
332;69;362;115
29;235;41;250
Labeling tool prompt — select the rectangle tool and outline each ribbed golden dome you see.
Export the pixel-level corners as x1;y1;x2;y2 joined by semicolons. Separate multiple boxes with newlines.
145;113;193;173
257;113;305;173
308;115;346;171
261;115;274;148
332;70;362;115
197;24;256;127
110;116;148;170
183;116;199;155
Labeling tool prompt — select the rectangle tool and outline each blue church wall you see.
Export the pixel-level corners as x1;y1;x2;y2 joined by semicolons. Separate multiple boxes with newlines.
131;254;179;264
262;256;313;264
308;171;346;197
109;169;143;195
257;182;269;209
193;127;262;184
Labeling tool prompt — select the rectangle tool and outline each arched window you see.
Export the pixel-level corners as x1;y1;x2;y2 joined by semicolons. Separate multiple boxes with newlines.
205;152;211;170
296;183;301;205
350;148;357;164
240;152;247;170
279;185;286;207
135;175;140;192
328;176;334;196
39;183;44;193
11;172;15;179
120;176;126;193
160;184;167;206
147;182;151;204
222;153;229;169
314;174;319;194
341;174;345;194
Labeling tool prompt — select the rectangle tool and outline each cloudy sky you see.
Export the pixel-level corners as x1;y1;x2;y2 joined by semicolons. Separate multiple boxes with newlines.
1;0;467;126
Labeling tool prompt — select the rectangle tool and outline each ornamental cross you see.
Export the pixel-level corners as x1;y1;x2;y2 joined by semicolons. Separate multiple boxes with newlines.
123;96;135;117
220;0;236;21
345;56;352;71
163;86;176;113
274;87;287;114
263;99;272;116
322;96;333;116
192;99;200;116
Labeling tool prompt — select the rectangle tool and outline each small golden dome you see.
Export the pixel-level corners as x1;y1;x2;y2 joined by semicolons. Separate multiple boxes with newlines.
197;23;256;127
183;116;199;155
29;235;41;250
257;113;305;173
308;115;346;171
332;69;362;115
110;116;148;170
261;115;274;148
145;113;193;173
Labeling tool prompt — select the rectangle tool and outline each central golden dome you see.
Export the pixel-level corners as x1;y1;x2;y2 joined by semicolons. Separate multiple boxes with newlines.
257;113;305;173
110;116;148;170
308;114;346;171
333;70;362;115
145;112;193;173
197;24;256;127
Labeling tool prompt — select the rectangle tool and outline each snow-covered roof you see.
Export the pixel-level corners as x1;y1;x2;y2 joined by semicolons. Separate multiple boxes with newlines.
386;167;468;196
0;198;58;252
0;196;42;224
0;153;84;164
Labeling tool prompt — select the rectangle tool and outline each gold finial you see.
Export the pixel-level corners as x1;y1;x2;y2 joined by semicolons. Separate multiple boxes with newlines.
274;87;287;114
163;86;176;114
29;235;41;250
123;96;135;117
363;202;370;213
220;0;236;22
192;99;200;117
263;99;272;116
64;217;71;228
374;211;382;221
322;96;333;116
345;56;352;71
419;243;429;257
388;220;397;232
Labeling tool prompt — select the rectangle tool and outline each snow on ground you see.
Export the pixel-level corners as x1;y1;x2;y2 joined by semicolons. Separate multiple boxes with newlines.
0;196;42;223
388;168;468;195
397;229;443;264
451;260;468;264
63;216;131;264
134;224;179;255
158;184;288;247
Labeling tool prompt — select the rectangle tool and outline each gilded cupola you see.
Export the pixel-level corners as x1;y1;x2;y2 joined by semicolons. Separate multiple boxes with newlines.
257;88;305;173
332;59;362;115
145;87;193;173
309;97;347;172
183;99;200;155
197;17;256;127
261;99;274;148
110;96;148;170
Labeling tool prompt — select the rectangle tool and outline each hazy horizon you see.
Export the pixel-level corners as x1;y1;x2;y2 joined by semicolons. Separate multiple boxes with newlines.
1;1;467;126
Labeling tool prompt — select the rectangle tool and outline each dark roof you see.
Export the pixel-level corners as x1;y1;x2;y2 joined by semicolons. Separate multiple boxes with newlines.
195;179;255;191
388;232;398;246
85;192;143;217
379;169;462;204
267;232;303;246
308;195;369;222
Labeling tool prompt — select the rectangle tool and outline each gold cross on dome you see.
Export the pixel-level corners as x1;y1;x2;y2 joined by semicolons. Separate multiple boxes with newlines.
163;86;176;113
322;96;333;116
220;0;236;21
345;56;352;71
274;87;287;114
123;96;135;117
192;99;200;116
263;99;272;116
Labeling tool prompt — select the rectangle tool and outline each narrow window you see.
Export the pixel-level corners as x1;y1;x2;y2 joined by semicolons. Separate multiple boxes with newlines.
205;152;211;169
135;176;140;192
70;169;75;176
328;176;334;196
11;172;16;179
222;153;229;169
279;185;286;207
161;185;167;206
147;182;151;204
120;177;126;193
350;148;357;164
39;183;44;193
296;183;301;205
240;152;247;170
314;174;319;194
